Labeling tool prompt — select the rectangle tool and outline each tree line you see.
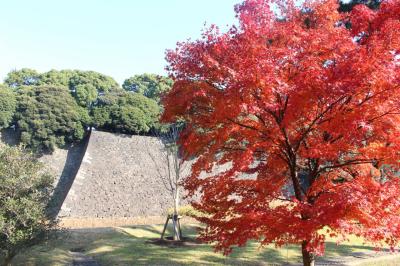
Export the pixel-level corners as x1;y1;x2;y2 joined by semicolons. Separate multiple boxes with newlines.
0;69;173;153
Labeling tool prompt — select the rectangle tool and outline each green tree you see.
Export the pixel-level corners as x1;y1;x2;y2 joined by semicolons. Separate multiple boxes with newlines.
0;86;16;129
4;69;169;138
68;70;120;107
4;69;40;88
38;69;74;87
0;145;54;266
5;69;120;108
38;70;120;108
122;74;173;101
15;86;88;152
92;91;161;134
75;83;98;107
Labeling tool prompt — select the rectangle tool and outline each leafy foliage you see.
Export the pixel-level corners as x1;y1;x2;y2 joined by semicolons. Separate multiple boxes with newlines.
38;69;73;87
4;68;40;88
67;70;120;107
38;70;120;107
2;68;172;150
0;85;16;129
0;145;54;265
6;69;120;108
162;0;400;265
122;74;173;101
92;91;161;134
15;86;88;152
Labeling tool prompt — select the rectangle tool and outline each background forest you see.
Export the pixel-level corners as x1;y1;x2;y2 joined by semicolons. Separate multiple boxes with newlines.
0;69;172;152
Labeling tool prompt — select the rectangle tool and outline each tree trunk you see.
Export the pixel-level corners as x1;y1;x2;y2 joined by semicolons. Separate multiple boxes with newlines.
172;187;180;241
174;187;180;216
301;241;315;266
172;215;180;241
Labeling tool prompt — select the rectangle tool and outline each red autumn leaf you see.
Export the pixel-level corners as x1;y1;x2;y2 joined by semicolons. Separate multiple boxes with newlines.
162;0;400;265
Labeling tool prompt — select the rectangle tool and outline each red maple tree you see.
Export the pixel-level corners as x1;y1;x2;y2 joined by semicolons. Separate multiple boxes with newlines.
162;0;400;265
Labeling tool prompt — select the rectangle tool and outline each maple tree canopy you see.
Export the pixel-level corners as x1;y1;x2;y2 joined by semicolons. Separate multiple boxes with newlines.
162;0;400;263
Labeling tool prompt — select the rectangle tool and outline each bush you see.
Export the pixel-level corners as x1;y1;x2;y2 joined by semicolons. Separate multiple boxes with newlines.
0;145;55;265
167;205;204;218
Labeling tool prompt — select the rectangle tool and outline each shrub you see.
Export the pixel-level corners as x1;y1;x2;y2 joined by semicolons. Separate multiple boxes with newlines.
0;145;55;265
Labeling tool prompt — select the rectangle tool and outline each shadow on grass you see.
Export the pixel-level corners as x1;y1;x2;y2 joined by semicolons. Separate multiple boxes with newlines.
13;225;395;266
323;242;387;258
12;229;117;266
87;225;298;265
12;241;73;266
120;223;201;239
88;226;334;265
229;245;292;265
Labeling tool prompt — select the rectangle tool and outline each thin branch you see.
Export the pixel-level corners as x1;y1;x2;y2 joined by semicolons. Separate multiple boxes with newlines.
318;159;375;173
294;95;348;151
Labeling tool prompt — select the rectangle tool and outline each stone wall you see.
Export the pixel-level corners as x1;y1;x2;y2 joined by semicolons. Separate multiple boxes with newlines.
59;131;176;218
1;129;194;219
43;137;89;217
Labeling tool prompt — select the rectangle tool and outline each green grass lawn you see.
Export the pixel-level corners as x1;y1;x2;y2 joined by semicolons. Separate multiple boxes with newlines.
11;224;400;266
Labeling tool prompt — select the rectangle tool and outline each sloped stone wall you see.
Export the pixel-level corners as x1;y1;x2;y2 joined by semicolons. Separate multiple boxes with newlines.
2;129;192;219
59;131;176;218
43;137;89;217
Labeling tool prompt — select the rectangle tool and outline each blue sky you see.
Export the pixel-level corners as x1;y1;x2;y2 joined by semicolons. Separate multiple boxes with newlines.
0;0;240;84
